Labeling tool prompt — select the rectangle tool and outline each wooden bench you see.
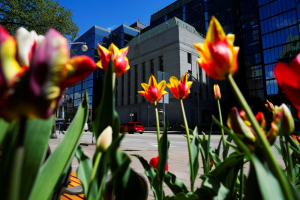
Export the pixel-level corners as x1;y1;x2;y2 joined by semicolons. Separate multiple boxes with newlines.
60;172;84;200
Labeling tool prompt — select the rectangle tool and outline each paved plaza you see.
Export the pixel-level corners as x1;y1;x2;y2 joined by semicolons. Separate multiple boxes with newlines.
49;131;285;200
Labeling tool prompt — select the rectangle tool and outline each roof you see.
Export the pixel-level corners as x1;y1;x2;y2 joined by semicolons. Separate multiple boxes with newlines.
126;17;204;48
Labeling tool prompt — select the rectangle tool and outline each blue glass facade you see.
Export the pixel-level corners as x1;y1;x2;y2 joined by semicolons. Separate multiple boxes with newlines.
147;0;300;103
66;25;139;120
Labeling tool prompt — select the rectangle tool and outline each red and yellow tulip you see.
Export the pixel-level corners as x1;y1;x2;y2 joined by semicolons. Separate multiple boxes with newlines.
138;74;167;103
213;84;221;100
166;73;192;100
0;27;97;121
97;43;130;77
193;17;239;80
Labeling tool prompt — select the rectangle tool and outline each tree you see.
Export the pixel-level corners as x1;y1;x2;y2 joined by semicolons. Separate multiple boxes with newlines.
0;0;79;41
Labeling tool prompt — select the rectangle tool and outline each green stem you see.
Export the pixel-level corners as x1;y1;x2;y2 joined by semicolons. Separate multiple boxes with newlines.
227;74;293;200
87;151;102;198
155;101;160;144
239;161;244;200
180;99;194;192
217;100;226;152
285;136;294;183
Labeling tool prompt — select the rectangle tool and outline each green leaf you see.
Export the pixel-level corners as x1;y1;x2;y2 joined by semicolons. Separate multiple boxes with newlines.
28;92;89;200
92;59;119;140
245;156;284;200
0;123;18;198
132;154;156;183
215;137;222;157
222;135;232;160
210;153;244;193
158;115;170;183
20;117;54;200
279;136;288;165
288;135;300;152
188;126;199;189
209;151;221;167
107;134;147;200
206;121;213;172
165;192;198;200
164;171;189;195
198;175;234;200
0;119;9;147
75;145;96;198
273;144;283;159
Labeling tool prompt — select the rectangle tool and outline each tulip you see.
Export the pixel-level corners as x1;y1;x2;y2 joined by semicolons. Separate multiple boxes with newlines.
149;155;168;171
193;17;239;80
227;107;281;149
213;84;221;100
274;104;294;136
298;110;300;120
274;54;300;110
291;134;300;145
138;74;167;103
266;112;281;145
97;43;130;77
227;107;256;142
96;126;113;152
166;73;193;99
265;100;274;112
0;27;97;121
0;26;28;99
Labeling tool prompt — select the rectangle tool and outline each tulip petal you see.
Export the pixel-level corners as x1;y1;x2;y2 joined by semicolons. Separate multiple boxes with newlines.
206;17;226;45
141;83;148;91
61;55;97;89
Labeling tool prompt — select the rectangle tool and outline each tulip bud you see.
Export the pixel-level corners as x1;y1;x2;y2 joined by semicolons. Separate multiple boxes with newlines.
213;84;221;100
96;126;112;152
276;104;294;136
265;100;274;112
227;107;256;142
266;112;281;145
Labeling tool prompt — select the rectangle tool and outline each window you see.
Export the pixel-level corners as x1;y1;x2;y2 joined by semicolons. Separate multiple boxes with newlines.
135;65;138;103
187;53;191;64
142;62;146;102
122;74;124;105
151;59;154;75
159;56;164;71
128;71;131;104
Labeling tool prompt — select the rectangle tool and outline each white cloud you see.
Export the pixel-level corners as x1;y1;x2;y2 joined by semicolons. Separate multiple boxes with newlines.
107;25;116;31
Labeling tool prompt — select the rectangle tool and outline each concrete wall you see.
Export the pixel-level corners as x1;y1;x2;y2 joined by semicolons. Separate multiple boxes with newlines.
116;24;228;127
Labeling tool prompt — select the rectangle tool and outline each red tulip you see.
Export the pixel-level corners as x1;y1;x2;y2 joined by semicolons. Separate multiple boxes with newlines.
274;54;300;110
149;155;168;171
213;84;221;100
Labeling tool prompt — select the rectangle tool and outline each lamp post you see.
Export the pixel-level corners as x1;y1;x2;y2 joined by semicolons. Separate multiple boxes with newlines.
147;106;150;126
51;42;88;139
187;70;200;128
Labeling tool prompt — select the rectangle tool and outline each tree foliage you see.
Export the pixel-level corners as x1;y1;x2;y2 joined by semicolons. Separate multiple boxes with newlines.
0;0;79;41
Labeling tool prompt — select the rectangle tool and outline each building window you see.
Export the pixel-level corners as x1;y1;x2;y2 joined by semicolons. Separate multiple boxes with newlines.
142;62;146;102
187;53;191;64
151;59;154;75
159;56;164;72
122;74;124;105
128;71;131;104
135;65;138;103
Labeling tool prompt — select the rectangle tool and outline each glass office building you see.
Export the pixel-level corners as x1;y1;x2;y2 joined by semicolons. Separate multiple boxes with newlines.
145;0;300;110
66;25;140;121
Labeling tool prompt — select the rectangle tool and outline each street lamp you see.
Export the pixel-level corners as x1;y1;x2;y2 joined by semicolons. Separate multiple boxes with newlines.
187;70;200;128
50;42;89;139
69;42;88;52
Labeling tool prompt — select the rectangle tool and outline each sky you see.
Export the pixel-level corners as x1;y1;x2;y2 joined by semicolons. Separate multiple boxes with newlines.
58;0;177;40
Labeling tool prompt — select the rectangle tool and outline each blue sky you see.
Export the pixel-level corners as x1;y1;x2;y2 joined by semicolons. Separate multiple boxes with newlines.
58;0;176;40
